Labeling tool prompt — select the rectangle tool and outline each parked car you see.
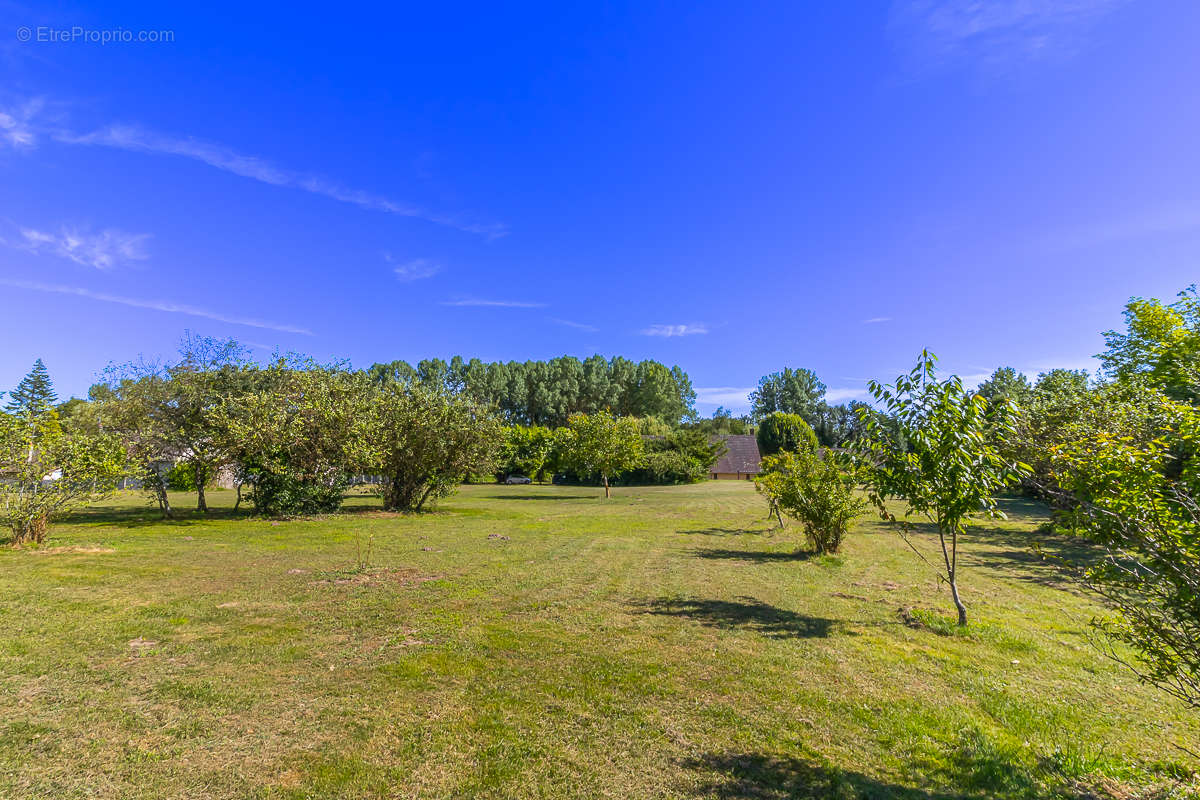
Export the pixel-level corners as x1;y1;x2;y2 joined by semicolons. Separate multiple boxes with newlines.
504;475;532;485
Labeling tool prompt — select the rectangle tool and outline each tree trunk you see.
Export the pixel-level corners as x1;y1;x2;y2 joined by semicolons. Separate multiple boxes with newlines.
949;574;968;626
157;483;173;519
939;526;968;626
195;463;208;512
603;474;610;499
234;483;243;512
15;514;49;545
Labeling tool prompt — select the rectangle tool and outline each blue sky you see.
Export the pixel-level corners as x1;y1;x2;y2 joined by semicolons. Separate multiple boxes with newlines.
1;1;1198;412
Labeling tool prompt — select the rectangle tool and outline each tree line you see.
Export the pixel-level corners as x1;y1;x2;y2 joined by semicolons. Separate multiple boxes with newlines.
366;355;696;427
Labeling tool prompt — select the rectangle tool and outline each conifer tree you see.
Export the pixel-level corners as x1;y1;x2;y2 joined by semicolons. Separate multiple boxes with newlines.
6;359;57;416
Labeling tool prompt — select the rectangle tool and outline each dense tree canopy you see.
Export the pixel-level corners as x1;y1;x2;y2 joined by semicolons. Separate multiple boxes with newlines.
366;355;696;427
749;367;826;424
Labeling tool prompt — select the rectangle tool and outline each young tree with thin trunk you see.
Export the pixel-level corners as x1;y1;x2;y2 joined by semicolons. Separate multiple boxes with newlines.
854;351;1026;626
558;410;644;498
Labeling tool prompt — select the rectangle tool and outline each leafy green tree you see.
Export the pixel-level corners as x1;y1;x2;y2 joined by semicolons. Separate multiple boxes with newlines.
367;384;503;511
102;334;252;513
756;412;818;456
497;425;555;482
1051;393;1200;707
683;407;753;436
558;410;645;498
5;359;57;416
214;362;375;516
625;428;726;485
755;450;866;553
810;401;872;448
367;355;696;426
855;352;1026;625
750;367;826;425
0;407;126;544
976;367;1033;407
1101;286;1200;403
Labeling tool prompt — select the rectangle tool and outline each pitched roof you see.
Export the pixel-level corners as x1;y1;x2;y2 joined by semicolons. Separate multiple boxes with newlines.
710;434;762;474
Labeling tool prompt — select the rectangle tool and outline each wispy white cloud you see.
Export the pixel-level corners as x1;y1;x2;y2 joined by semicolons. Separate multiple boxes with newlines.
50;122;506;238
17;226;150;269
695;386;753;406
385;254;441;282
889;0;1127;70
549;317;599;333
0;279;313;335
641;323;709;337
0;98;41;148
440;298;546;308
863;316;891;324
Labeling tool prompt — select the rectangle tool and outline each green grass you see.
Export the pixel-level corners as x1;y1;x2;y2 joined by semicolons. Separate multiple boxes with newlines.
0;482;1196;799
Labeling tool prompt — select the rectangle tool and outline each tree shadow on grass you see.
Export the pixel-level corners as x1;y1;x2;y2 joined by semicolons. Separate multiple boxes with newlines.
59;505;253;528
481;494;598;501
632;596;835;639
681;752;962;799
690;547;814;562
961;527;1106;595
676;527;771;537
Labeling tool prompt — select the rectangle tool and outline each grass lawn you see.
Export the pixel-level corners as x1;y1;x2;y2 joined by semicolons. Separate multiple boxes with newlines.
1;481;1197;799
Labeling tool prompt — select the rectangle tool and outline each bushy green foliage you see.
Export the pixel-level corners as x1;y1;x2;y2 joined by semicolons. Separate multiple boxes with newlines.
497;425;555;482
756;412;818;456
755;450;865;553
213;362;375;517
1051;387;1200;708
621;429;725;485
366;384;504;511
1100;285;1200;403
557;410;645;497
0;407;126;544
855;351;1026;625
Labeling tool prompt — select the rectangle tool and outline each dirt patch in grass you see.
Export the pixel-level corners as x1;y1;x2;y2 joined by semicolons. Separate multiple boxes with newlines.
26;545;116;555
309;567;442;587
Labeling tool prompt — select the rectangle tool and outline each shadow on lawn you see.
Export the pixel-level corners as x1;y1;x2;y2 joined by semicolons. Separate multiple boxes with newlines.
690;547;814;562
682;752;961;799
676;527;770;537
633;596;834;639
60;504;254;528
481;494;598;501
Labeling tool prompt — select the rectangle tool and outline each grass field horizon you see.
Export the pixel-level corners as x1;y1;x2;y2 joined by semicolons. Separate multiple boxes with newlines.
2;481;1197;799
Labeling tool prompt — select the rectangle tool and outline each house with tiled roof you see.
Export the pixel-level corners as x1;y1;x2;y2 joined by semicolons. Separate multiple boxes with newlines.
709;434;761;480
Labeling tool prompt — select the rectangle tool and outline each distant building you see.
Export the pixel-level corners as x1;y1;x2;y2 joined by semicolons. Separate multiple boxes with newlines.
709;434;761;480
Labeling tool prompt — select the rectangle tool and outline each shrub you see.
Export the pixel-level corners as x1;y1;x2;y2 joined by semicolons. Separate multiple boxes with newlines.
755;449;865;553
368;384;504;511
756;412;818;456
243;467;347;517
0;409;126;544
